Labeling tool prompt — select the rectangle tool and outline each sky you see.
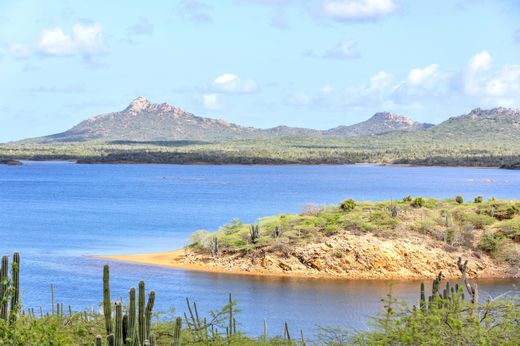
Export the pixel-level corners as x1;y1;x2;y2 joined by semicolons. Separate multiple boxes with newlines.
1;0;520;142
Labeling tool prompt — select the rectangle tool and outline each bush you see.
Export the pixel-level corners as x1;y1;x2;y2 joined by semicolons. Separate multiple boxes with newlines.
455;195;464;204
339;198;356;212
474;195;483;203
452;209;494;229
411;197;425;208
479;232;503;254
498;217;520;242
402;195;412;202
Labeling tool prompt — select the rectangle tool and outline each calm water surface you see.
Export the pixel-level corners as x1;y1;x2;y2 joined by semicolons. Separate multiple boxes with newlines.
0;162;519;337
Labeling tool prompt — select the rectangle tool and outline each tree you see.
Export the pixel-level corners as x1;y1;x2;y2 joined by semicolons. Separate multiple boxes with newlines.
455;195;464;204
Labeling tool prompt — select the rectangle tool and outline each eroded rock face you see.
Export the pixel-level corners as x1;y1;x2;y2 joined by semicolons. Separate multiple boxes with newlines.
179;230;517;279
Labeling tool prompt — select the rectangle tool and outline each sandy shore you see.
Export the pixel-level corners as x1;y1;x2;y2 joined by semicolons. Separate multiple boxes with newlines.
97;249;346;279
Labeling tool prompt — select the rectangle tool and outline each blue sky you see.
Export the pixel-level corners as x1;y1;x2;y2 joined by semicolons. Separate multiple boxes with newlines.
1;0;519;142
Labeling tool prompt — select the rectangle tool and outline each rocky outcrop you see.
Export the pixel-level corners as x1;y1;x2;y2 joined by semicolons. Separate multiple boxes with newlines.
175;230;516;279
326;112;432;137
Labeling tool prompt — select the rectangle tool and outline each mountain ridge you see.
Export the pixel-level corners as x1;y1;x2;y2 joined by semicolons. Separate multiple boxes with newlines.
21;97;431;143
17;97;520;144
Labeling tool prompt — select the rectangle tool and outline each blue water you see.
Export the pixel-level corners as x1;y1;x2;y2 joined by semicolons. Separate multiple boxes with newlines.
0;162;519;337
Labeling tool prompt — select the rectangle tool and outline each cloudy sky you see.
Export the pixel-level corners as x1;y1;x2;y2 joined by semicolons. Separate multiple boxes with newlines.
1;0;519;141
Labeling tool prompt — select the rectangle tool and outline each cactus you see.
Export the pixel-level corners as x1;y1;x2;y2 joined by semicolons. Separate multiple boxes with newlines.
271;226;282;238
228;293;234;336
115;301;123;346
9;252;20;322
138;281;146;345
51;284;55;316
250;224;260;244
127;287;136;344
419;282;426;310
209;237;219;258
0;255;8;320
145;290;156;341
107;334;115;346
172;316;182;346
149;334;156;346
103;265;112;335
284;321;291;341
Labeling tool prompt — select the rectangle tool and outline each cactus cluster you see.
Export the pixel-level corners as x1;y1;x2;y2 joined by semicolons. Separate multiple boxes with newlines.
0;252;20;323
271;226;282;238
250;224;260;244
98;265;163;346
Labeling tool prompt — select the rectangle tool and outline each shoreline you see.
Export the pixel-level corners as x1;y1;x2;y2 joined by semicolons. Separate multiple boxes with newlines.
4;159;507;170
96;249;518;281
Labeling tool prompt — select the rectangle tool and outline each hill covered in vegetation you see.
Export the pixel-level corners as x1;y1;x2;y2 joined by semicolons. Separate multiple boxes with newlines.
2;102;520;168
112;196;520;279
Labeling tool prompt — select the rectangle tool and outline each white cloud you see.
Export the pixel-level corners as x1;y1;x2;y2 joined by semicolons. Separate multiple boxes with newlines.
127;17;154;36
463;52;520;107
322;0;398;21
368;71;393;91
9;43;30;59
406;64;444;88
178;0;213;22
38;23;105;57
323;40;360;59
288;93;312;106
468;51;492;73
202;93;222;110
212;73;258;94
322;85;334;94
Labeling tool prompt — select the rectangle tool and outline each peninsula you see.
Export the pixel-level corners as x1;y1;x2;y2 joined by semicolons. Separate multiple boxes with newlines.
103;196;520;280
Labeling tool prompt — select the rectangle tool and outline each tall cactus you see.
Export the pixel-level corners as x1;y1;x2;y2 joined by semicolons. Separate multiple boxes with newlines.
9;252;20;322
250;224;260;244
228;293;233;336
115;301;123;346
145;290;156;342
138;281;146;345
172;316;182;346
103;265;112;335
128;287;136;344
0;255;8;320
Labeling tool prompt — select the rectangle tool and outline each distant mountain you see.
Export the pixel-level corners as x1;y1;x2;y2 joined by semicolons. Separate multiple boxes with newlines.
326;112;432;136
33;97;260;143
21;97;517;144
421;107;520;140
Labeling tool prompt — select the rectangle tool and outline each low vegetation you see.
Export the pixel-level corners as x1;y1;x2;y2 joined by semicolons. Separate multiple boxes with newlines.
189;197;520;268
0;252;518;345
2;133;520;168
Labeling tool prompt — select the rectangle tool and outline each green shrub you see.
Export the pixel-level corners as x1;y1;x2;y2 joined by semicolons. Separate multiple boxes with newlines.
411;197;425;208
189;230;210;248
340;198;356;212
474;195;483;203
452;209;494;229
455;195;464;204
479;232;503;254
498;217;520;242
402;195;412;202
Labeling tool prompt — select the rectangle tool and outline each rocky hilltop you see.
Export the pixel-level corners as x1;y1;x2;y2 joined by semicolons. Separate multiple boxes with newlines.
36;97;260;142
326;112;432;136
21;97;433;143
